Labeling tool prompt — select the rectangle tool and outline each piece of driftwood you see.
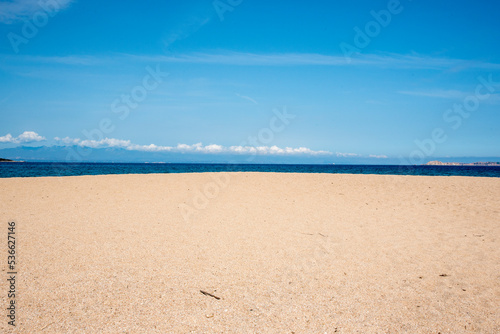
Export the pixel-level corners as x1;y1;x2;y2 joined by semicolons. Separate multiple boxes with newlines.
200;290;220;300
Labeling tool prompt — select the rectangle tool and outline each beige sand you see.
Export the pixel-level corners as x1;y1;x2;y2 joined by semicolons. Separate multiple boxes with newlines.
0;172;499;333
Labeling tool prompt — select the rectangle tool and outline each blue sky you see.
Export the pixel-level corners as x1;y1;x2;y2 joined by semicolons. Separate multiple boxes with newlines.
0;0;499;163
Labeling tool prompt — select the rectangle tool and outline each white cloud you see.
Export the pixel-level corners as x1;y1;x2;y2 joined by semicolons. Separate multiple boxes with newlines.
0;131;45;143
204;144;224;153
224;145;333;156
0;134;14;143
0;0;74;24
54;136;80;145
78;138;131;149
17;130;46;142
176;142;204;152
51;136;333;156
8;133;388;159
126;144;173;152
336;152;360;157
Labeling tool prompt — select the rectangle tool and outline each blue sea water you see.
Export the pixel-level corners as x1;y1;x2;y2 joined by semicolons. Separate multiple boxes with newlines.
0;162;499;178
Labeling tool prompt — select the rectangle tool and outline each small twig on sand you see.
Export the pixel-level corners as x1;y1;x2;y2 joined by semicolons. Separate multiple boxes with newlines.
318;233;327;237
200;290;221;300
41;322;55;331
300;232;314;235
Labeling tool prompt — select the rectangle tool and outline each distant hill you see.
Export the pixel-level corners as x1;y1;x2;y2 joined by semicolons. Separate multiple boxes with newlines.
0;158;14;162
1;146;499;165
0;145;338;164
425;161;500;166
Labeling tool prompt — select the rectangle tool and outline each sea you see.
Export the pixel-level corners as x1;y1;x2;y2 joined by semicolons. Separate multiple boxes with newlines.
0;162;499;178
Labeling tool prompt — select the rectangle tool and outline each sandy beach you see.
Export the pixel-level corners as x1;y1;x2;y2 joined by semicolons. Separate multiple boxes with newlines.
0;172;499;333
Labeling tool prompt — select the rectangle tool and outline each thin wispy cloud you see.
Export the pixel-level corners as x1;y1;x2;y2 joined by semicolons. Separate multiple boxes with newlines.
235;93;258;105
398;89;500;104
19;55;99;66
0;0;74;24
398;89;467;99
162;16;211;49
127;52;500;70
6;51;500;71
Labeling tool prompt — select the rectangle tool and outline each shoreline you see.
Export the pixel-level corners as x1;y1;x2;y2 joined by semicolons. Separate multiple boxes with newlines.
1;170;500;181
1;164;500;179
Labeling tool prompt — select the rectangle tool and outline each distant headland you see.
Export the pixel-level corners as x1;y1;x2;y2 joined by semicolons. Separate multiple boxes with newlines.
0;158;14;162
425;161;500;166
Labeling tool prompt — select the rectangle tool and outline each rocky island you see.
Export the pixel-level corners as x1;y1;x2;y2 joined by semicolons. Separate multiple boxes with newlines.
425;161;500;166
